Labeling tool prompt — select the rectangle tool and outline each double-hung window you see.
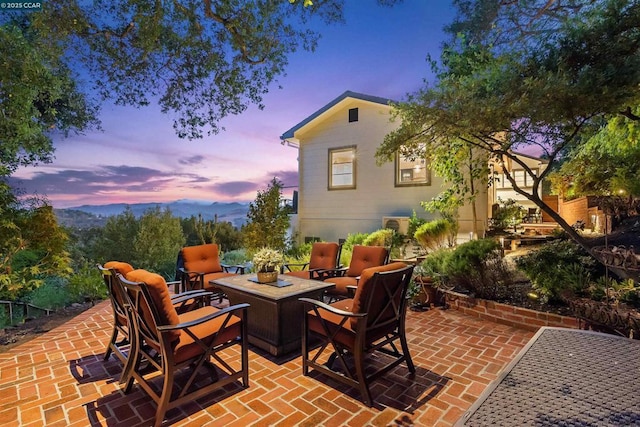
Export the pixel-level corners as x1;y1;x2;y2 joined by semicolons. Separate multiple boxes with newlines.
328;146;356;190
395;148;430;186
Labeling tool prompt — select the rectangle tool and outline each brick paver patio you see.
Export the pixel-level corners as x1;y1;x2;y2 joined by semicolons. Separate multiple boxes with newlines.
0;300;534;426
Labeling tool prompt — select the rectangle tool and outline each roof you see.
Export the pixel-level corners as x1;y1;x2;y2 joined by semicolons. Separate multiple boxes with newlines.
280;90;395;141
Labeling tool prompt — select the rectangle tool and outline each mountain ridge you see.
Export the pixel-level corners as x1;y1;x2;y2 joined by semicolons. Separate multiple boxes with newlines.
55;200;249;228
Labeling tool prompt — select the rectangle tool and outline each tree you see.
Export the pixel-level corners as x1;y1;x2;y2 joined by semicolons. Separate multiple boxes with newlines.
2;1;376;140
134;207;185;277
242;177;290;254
376;0;640;264
0;21;99;176
0;183;71;299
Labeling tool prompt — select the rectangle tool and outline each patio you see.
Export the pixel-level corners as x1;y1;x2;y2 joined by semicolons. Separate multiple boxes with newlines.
0;300;533;426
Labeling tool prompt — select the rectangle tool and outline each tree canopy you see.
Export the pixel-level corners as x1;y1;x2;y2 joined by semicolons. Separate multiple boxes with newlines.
376;0;640;255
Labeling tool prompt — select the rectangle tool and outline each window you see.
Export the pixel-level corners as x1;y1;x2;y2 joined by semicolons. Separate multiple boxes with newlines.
348;108;358;123
395;151;430;186
329;146;356;189
501;169;538;188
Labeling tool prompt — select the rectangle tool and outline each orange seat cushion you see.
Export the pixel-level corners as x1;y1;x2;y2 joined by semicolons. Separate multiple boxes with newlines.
284;270;312;280
182;244;223;274
346;246;387;277
126;269;181;342
173;306;242;363
324;276;358;296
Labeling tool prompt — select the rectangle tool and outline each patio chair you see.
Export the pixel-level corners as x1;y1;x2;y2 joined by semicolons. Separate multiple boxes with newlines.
318;245;388;302
299;262;415;406
119;269;249;427
98;262;211;377
281;242;342;280
176;243;245;302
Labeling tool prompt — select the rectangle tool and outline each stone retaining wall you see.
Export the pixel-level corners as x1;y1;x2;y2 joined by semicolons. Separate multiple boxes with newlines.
444;290;579;332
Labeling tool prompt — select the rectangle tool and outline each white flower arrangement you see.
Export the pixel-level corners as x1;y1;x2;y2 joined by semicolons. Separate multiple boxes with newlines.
252;247;284;273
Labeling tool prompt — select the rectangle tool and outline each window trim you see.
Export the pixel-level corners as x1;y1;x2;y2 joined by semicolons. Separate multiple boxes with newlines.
328;146;357;190
394;151;431;187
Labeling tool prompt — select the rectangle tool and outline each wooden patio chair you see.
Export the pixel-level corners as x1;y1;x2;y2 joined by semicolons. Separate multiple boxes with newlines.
281;242;342;280
317;245;388;302
118;269;249;427
176;243;245;302
300;262;415;406
98;262;211;380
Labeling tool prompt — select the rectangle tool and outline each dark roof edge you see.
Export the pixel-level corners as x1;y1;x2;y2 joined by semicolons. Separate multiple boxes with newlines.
280;90;395;140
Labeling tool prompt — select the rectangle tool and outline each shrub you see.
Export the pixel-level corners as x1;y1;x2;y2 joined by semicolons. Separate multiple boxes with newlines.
414;219;453;253
28;276;70;310
363;229;394;247
443;239;512;299
66;264;107;305
222;249;249;266
514;240;597;303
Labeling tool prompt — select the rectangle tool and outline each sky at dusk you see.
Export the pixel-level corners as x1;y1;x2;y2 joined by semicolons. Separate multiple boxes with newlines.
11;1;456;209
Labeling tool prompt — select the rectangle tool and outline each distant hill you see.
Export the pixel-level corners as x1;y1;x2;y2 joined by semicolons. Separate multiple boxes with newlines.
55;200;249;229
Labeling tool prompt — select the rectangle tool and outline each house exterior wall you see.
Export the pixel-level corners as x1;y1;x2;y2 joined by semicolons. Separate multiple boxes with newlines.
293;98;487;243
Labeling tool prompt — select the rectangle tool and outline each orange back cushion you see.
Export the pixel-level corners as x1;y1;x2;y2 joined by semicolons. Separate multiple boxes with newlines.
346;245;388;277
126;269;181;342
103;261;134;276
309;242;340;270
182;243;222;274
350;262;409;328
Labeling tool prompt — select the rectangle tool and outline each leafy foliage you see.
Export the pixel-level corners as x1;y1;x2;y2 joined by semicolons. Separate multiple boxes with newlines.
414;219;454;253
375;0;640;264
242;178;290;254
515;240;599;303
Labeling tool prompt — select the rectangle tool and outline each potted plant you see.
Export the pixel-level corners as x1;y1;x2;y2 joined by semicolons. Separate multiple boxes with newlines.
252;247;284;283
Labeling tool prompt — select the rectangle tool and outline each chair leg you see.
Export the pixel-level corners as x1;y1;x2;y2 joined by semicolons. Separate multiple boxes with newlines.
103;326;119;361
154;368;174;427
302;316;309;375
353;346;373;407
400;332;416;373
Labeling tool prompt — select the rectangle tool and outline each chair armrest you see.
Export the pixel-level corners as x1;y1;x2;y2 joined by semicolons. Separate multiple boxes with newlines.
170;290;212;304
178;268;205;292
281;262;310;273
221;263;245;274
298;297;366;318
310;267;348;281
167;280;181;293
346;285;358;298
158;303;251;332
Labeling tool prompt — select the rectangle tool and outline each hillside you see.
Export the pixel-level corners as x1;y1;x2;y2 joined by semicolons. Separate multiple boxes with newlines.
55;200;249;229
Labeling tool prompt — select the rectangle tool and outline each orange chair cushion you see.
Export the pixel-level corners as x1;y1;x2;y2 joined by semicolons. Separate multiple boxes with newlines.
104;261;134;276
324;276;358;296
284;270;312;280
308;298;357;349
173;306;242;363
126;269;181;342
346;246;387;277
309;242;340;270
182;244;223;274
351;262;408;328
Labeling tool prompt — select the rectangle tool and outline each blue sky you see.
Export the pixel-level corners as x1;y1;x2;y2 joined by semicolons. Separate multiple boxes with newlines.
11;1;455;208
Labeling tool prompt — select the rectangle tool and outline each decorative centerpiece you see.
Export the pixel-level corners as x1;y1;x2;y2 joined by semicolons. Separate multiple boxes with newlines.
252;247;284;283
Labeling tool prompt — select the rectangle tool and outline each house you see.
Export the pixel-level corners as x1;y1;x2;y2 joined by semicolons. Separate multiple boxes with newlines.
489;152;552;221
280;91;487;243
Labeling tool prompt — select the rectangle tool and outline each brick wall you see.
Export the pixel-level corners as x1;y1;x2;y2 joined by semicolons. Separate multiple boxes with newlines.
444;290;579;332
558;197;589;227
